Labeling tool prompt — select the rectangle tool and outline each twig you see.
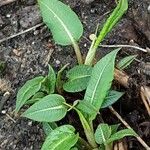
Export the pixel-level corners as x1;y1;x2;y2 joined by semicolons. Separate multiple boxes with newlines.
5;113;16;123
100;44;148;53
0;23;44;44
42;48;54;67
114;69;129;88
0;0;16;6
140;86;150;116
114;69;150;116
109;106;150;150
83;36;148;53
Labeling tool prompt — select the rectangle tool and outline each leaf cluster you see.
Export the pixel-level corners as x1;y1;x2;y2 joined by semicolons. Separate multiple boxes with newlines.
15;0;138;149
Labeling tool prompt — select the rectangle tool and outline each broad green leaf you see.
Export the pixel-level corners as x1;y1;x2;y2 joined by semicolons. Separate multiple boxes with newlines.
25;92;46;105
101;90;124;108
84;49;119;119
42;65;56;94
106;129;137;144
63;65;92;92
42;122;58;136
15;76;44;112
116;55;137;70
22;94;67;122
42;125;79;150
94;0;128;49
110;124;120;135
95;124;111;145
38;0;83;45
76;100;98;119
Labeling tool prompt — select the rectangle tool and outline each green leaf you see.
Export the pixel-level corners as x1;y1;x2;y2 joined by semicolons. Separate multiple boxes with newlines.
63;65;92;92
85;0;128;65
56;63;69;94
15;76;44;112
25;92;46;105
94;0;128;49
76;100;98;119
106;129;137;144
71;148;78;150
75;108;97;148
116;55;137;70
42;65;56;94
101;90;124;108
42;125;79;150
38;0;83;46
22;94;67;122
84;49;119;119
95;123;111;145
42;122;58;136
47;65;56;93
110;124;120;135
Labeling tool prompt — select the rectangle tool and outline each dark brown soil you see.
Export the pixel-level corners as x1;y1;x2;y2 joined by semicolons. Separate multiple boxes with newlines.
0;0;150;149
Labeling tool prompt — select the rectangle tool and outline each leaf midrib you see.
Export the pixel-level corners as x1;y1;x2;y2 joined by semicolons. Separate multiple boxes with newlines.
90;59;112;104
100;126;106;143
17;83;41;110
69;74;90;82
26;105;64;116
51;134;73;150
40;0;75;45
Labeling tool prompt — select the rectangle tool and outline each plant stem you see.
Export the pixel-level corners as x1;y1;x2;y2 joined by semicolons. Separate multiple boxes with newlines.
105;144;112;150
85;24;99;66
72;42;83;64
63;102;98;149
84;45;97;66
77;137;93;150
75;109;98;148
85;33;103;65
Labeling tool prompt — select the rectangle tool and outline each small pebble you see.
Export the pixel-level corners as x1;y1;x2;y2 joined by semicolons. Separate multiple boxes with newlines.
13;49;22;56
32;41;35;45
28;121;32;126
56;60;60;65
90;8;96;14
84;43;87;47
6;14;11;18
1;110;6;114
34;30;40;35
148;5;150;13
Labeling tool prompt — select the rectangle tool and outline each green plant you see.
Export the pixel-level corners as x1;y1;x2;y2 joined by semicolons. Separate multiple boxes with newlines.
15;0;137;149
116;55;137;70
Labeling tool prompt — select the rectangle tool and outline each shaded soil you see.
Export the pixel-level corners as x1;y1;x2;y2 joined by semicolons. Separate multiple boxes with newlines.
0;0;150;149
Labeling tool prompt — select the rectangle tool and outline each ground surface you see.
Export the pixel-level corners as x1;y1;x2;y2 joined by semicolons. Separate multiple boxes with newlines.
0;0;150;149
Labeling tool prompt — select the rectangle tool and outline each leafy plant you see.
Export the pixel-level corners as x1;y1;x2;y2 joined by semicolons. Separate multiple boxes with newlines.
94;124;137;149
116;55;137;70
63;65;92;92
15;0;138;149
38;0;83;64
